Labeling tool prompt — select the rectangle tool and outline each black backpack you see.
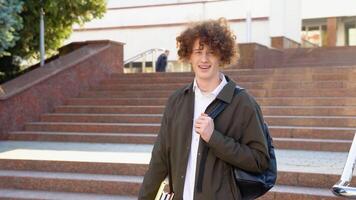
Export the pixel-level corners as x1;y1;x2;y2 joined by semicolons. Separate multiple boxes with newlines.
197;88;277;199
233;121;277;199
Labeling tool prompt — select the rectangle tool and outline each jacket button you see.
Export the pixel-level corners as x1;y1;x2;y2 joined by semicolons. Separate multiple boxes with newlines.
181;175;184;179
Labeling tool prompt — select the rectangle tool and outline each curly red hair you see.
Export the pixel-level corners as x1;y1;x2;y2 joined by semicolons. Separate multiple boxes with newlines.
176;18;238;66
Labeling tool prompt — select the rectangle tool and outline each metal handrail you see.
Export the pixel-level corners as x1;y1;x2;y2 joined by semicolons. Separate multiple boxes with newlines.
124;48;165;65
124;48;166;73
301;38;319;48
332;133;356;198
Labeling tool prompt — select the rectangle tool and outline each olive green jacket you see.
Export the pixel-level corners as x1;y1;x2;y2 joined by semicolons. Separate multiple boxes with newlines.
138;76;270;200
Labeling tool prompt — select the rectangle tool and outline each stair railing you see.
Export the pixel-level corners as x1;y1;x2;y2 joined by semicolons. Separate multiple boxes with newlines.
332;133;356;198
124;48;166;73
301;38;319;48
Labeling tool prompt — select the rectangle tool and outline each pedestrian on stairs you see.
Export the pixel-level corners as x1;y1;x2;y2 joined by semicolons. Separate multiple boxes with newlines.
156;50;170;72
139;18;270;200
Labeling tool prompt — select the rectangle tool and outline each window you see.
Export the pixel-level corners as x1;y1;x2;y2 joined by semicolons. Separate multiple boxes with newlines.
345;21;356;46
302;25;322;46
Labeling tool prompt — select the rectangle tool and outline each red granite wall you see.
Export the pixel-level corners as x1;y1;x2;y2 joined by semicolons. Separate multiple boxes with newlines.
235;42;356;69
271;36;301;49
237;43;271;68
0;40;124;135
327;17;337;47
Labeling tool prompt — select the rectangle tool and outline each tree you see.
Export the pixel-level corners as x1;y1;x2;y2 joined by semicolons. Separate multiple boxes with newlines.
13;0;106;59
0;0;23;57
0;0;106;81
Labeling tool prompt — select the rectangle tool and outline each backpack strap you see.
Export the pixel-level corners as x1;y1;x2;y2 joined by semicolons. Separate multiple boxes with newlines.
196;87;244;192
167;148;173;193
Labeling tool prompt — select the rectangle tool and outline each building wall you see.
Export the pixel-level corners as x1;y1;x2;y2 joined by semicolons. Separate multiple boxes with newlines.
337;19;345;46
66;0;302;60
69;21;270;61
270;0;301;43
302;0;356;19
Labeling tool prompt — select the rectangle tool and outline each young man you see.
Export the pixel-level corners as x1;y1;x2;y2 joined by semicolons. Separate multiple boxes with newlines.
139;18;270;200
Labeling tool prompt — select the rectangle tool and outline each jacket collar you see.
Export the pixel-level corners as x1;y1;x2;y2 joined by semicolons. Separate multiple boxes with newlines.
183;74;236;104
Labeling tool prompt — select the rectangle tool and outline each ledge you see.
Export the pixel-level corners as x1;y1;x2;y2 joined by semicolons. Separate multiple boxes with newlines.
0;40;124;134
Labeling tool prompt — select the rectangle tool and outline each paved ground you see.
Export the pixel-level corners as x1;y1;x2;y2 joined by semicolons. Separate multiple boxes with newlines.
0;141;351;175
0;189;136;200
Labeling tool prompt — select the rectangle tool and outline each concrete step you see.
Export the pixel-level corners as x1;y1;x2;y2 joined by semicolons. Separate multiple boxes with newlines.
24;122;356;134
258;185;339;200
0;141;352;181
6;123;356;143
0;142;349;175
284;61;356;68
0;170;142;196
266;116;356;128
55;105;164;114
4;132;353;152
0;189;136;200
17;123;356;151
111;65;356;78
0;159;148;176
79;88;356;98
0;141;352;199
95;80;356;91
40;113;356;128
65;97;356;107
0;158;353;189
274;137;351;152
41;113;162;124
66;97;168;106
271;126;355;140
263;106;356;116
24;122;159;133
0;173;341;200
24;122;356;137
107;66;356;83
25;122;356;134
266;88;356;97
4;131;156;144
111;66;356;78
77;90;196;98
106;73;356;83
54;105;356;116
256;97;356;106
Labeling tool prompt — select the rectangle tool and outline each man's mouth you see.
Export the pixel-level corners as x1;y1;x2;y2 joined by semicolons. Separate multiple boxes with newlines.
198;65;211;69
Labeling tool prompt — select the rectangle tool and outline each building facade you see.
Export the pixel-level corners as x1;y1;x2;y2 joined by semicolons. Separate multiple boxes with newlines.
66;0;301;60
301;0;356;47
65;0;356;71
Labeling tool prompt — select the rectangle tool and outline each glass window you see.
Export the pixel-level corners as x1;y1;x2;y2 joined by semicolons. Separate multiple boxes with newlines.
345;21;356;46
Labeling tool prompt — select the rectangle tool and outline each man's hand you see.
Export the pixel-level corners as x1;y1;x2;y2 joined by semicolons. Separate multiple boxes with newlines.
195;113;214;142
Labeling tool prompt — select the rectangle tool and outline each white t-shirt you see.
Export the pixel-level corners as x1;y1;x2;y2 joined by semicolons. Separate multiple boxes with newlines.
183;73;227;200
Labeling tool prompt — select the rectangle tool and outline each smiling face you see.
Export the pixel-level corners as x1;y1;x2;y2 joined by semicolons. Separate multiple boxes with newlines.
189;39;221;84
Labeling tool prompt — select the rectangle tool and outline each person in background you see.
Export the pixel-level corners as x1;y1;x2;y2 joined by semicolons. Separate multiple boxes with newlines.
156;50;169;72
139;18;269;200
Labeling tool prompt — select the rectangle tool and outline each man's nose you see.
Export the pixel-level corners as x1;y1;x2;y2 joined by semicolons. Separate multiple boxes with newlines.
201;52;208;62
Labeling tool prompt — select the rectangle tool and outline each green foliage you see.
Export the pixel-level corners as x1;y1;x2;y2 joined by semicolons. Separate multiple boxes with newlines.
0;0;23;57
14;0;106;59
0;0;106;83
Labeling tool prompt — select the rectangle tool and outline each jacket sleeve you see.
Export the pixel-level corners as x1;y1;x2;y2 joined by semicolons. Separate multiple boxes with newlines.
138;101;170;199
207;92;270;173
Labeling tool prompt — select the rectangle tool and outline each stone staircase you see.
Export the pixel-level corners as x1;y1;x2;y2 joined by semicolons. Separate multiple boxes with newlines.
1;65;356;199
281;46;356;68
